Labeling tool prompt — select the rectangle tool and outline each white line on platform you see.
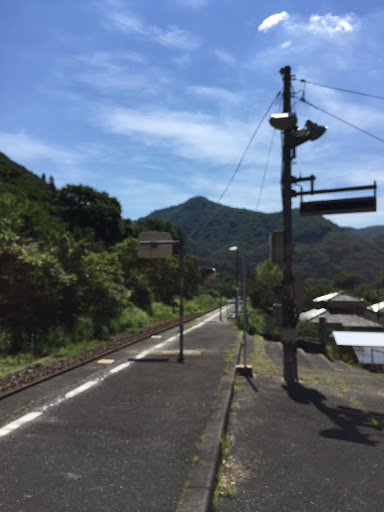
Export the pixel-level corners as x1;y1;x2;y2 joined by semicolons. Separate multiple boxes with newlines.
0;412;43;438
109;362;132;374
65;380;98;399
0;309;223;440
135;350;151;360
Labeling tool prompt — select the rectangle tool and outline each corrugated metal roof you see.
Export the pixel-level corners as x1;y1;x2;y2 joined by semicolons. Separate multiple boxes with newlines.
313;292;339;302
313;291;364;303
368;301;384;313
333;330;384;347
299;308;327;321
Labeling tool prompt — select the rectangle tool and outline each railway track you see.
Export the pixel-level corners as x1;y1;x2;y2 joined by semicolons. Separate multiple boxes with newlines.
0;309;218;400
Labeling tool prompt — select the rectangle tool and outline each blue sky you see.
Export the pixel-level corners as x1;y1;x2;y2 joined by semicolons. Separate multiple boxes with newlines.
1;1;384;228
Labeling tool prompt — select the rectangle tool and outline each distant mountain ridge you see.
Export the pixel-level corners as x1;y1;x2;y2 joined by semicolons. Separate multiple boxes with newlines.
148;196;384;282
1;151;382;283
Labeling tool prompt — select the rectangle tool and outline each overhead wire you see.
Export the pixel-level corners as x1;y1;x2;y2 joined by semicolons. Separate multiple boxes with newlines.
216;90;281;204
301;97;384;145
299;79;384;101
256;128;276;212
188;90;281;243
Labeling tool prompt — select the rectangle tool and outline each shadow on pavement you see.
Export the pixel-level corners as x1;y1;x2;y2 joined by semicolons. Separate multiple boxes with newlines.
245;376;258;393
283;382;383;446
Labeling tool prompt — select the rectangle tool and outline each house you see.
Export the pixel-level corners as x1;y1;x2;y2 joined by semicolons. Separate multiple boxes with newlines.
366;301;384;323
332;330;384;367
299;291;384;331
313;291;365;314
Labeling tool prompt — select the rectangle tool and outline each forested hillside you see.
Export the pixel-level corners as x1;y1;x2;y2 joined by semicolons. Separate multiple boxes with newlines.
1;151;383;359
148;196;384;283
0;153;203;357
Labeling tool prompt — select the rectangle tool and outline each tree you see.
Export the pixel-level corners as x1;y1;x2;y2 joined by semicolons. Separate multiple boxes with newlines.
57;185;124;245
248;260;283;311
332;271;358;291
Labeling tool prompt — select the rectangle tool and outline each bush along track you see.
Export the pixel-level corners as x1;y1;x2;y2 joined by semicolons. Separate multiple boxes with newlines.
0;309;216;399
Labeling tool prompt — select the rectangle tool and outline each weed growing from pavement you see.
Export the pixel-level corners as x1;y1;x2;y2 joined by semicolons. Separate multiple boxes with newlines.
300;373;384;434
252;335;280;378
224;348;236;363
177;435;205;511
0;400;35;422
213;434;231;507
257;336;384;434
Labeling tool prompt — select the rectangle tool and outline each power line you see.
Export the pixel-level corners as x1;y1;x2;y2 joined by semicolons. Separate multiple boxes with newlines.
299;78;384;101
217;90;281;203
188;90;281;243
256;128;275;211
301;97;384;145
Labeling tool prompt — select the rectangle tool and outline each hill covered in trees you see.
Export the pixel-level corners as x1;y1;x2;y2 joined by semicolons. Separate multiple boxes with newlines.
0;152;202;357
148;196;384;283
1;150;383;357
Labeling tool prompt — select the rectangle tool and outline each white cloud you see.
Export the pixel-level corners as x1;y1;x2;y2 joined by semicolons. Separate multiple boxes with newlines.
77;50;145;67
214;49;235;65
187;85;242;104
70;51;168;95
0;131;96;185
258;12;289;32
107;12;202;50
174;0;210;8
281;41;292;49
174;53;192;67
1;131;74;165
95;106;266;166
257;11;358;38
112;178;190;219
308;13;357;36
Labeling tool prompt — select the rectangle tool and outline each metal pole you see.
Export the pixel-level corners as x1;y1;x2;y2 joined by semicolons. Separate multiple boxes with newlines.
281;65;298;384
219;277;223;321
235;249;239;321
178;241;184;363
242;247;248;368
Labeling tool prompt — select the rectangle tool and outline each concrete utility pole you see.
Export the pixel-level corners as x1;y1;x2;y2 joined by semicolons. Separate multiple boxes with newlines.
280;65;298;384
272;65;375;383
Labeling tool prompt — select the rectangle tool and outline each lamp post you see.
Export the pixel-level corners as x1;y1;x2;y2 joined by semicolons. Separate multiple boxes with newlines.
229;246;239;320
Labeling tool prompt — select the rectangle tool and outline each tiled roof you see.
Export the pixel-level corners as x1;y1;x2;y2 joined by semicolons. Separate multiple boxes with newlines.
312;311;382;328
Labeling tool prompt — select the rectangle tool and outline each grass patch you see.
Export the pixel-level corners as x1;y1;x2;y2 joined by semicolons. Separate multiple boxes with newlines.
252;335;280;377
0;299;219;382
0;400;35;422
213;434;231;507
0;338;109;381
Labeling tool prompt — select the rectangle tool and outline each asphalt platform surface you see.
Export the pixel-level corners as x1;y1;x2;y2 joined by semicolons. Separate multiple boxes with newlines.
216;337;384;512
0;309;240;512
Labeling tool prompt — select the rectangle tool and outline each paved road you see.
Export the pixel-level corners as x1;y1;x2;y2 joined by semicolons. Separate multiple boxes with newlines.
216;337;384;512
0;311;239;512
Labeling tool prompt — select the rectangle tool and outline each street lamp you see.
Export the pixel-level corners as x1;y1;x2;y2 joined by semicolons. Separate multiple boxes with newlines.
229;246;239;320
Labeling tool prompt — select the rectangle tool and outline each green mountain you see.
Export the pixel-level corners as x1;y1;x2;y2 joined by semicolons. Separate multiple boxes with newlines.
0;152;56;200
148;196;384;282
348;225;384;246
1;150;382;284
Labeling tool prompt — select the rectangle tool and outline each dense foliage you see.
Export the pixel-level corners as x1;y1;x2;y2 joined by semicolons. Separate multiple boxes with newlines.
0;153;202;357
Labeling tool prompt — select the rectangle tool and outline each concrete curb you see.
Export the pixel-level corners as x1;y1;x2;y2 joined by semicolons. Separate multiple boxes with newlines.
178;330;242;512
